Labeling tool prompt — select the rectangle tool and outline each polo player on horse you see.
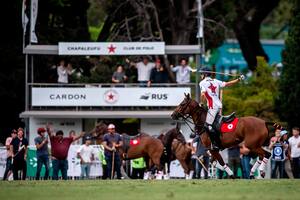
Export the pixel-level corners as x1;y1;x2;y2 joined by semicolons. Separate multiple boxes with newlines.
199;68;244;150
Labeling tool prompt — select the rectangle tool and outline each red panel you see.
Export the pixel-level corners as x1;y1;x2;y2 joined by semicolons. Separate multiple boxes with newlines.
221;118;239;133
130;139;140;146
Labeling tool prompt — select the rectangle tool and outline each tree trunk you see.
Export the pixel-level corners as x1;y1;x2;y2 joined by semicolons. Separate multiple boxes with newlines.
233;0;280;71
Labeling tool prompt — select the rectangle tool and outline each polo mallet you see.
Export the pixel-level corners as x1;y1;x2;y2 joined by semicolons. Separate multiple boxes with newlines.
111;143;116;179
198;70;241;77
194;156;209;174
111;151;115;179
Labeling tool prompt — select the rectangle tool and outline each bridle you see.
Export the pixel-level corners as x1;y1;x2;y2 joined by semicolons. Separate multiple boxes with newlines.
174;98;205;135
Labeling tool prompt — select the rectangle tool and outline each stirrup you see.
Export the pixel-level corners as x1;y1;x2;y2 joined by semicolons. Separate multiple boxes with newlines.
211;142;220;151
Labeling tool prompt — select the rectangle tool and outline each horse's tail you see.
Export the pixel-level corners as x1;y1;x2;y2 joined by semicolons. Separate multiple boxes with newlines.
263;122;282;146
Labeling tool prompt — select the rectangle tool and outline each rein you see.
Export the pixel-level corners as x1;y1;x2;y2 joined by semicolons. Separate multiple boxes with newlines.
176;100;206;135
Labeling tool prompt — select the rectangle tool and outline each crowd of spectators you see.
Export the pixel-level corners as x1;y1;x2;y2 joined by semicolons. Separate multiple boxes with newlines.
2;125;299;180
1;123;146;180
50;56;195;86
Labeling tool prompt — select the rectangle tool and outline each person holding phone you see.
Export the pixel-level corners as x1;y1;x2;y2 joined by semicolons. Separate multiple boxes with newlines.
34;127;50;180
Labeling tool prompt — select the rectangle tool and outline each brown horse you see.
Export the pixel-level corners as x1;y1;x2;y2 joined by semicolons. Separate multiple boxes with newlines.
90;122;107;144
171;93;272;178
119;126;189;178
158;126;194;178
119;133;164;174
171;139;194;178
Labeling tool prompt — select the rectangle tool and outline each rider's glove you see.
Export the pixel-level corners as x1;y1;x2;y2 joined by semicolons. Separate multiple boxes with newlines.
238;74;245;81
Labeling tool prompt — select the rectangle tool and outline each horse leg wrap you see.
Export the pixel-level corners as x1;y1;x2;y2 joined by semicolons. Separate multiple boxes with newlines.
258;157;269;172
185;173;191;179
223;165;233;176
143;171;150;180
155;171;163;180
250;160;262;175
213;161;224;170
189;170;194;179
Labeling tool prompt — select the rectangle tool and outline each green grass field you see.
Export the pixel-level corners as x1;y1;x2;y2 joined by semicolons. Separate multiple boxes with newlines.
0;180;299;200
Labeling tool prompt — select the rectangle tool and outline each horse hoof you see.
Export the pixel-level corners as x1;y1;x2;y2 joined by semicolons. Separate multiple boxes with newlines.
249;175;255;179
229;175;235;179
260;171;265;178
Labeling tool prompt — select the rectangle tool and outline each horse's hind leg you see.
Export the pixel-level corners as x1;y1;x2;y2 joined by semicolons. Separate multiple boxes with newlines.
250;147;271;178
210;150;235;179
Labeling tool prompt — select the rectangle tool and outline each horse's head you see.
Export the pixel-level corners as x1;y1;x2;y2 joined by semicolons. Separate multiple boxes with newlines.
171;93;200;120
95;121;107;135
92;121;108;144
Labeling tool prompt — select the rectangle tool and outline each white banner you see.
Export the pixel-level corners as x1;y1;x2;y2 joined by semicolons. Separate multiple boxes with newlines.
58;42;165;55
30;0;38;43
32;87;190;106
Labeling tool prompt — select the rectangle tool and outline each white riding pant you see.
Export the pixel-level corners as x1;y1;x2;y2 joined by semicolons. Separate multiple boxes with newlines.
205;107;221;125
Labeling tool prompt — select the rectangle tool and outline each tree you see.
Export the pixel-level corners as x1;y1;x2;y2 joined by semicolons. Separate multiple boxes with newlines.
96;0;280;71
0;1;25;142
232;0;280;70
223;57;279;121
277;0;300;128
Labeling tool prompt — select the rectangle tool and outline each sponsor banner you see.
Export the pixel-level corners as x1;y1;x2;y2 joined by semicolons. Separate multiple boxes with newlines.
32;87;190;107
26;145;103;178
58;42;165;55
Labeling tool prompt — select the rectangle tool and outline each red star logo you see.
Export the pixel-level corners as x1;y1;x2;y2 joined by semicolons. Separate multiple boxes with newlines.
208;83;217;93
108;93;114;100
107;44;116;53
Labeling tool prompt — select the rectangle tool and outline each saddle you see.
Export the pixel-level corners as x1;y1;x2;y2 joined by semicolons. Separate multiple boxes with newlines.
122;134;142;158
213;112;237;133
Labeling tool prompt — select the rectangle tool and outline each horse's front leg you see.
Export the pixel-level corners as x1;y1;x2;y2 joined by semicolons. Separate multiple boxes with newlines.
178;159;192;179
210;150;235;179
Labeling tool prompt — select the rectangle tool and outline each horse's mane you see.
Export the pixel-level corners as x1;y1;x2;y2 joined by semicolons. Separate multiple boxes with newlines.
162;128;186;147
190;98;207;113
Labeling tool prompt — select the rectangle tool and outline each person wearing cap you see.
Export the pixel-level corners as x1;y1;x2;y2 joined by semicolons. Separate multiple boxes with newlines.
269;128;286;178
126;56;155;87
131;157;146;179
10;128;28;180
147;59;169;87
171;58;196;84
34;127;50;180
77;136;95;179
2;129;17;180
46;125;85;180
199;67;244;150
102;123;123;179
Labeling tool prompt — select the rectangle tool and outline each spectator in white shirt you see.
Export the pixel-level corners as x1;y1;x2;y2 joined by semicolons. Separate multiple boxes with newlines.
77;136;95;179
57;59;73;84
126;56;155;87
288;127;300;178
171;58;196;84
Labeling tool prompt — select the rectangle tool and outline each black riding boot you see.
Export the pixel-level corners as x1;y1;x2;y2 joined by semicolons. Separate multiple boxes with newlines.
204;124;222;150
